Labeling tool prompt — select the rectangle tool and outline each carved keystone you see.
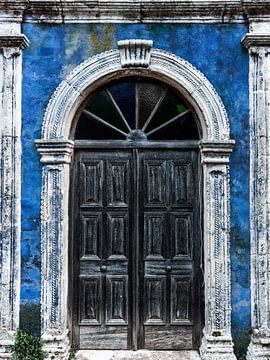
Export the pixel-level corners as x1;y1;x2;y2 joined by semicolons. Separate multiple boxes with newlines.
118;39;153;68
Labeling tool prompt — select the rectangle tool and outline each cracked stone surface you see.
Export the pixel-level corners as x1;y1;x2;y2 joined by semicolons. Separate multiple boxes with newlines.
76;350;201;360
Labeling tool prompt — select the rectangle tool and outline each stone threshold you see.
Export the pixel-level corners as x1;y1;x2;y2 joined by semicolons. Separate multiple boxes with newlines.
76;350;201;360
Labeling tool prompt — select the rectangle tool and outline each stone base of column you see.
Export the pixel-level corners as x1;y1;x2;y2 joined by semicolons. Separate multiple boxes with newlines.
200;333;237;360
0;332;15;359
247;333;270;360
42;329;70;359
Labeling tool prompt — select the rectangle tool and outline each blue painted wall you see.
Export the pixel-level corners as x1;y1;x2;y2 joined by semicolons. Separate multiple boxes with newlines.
21;23;249;344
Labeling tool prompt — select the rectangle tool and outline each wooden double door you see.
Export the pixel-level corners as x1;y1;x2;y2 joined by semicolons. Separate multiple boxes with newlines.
71;147;202;350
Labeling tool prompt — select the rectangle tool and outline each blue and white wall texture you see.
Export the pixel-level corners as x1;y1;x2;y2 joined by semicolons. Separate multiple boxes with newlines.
21;23;249;351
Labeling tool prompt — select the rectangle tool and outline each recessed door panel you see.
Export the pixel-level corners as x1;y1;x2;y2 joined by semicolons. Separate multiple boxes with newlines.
171;276;192;324
171;162;192;205
81;213;102;259
144;161;166;206
144;276;166;324
144;213;165;260
79;277;102;325
106;213;129;260
107;161;129;206
106;276;128;325
170;213;193;260
81;161;103;206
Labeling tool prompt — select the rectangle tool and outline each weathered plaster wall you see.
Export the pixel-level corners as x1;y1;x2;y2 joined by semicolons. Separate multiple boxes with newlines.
21;23;249;344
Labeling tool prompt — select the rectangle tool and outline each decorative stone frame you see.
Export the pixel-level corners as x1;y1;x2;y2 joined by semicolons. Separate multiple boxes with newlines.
36;40;236;360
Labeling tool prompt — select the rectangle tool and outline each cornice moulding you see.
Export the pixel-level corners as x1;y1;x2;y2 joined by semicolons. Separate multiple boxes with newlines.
242;1;270;19
0;1;270;24
0;1;246;23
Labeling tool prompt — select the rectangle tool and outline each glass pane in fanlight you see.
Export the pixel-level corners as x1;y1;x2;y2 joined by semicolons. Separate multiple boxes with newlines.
145;90;188;132
148;111;199;140
85;89;129;133
137;81;165;129
75;112;126;140
108;81;136;129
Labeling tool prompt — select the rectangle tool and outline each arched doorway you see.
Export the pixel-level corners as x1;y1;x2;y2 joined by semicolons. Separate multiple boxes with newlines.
36;40;236;359
69;77;203;350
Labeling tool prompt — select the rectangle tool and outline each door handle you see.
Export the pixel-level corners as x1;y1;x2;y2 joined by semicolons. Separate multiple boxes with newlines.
100;265;107;272
165;265;172;273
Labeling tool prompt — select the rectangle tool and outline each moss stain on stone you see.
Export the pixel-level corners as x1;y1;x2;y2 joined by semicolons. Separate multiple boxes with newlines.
88;24;116;56
233;330;250;360
20;302;41;337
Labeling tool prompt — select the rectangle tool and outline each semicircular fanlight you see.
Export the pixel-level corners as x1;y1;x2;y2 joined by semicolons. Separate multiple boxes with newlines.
75;78;199;140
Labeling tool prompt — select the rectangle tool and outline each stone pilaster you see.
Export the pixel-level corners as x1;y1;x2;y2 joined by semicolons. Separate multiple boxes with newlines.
242;30;270;360
0;27;29;358
36;140;74;360
199;141;236;360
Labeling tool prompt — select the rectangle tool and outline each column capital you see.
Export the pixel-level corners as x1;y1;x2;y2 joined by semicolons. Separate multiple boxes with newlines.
36;139;74;164
242;33;270;49
199;140;235;165
0;34;29;50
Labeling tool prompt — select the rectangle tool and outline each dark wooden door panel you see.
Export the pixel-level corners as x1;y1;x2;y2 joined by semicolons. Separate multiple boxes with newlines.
72;148;201;350
140;150;199;350
75;151;132;349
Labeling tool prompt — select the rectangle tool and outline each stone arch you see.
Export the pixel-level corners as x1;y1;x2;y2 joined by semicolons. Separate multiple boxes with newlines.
41;46;229;142
36;40;236;360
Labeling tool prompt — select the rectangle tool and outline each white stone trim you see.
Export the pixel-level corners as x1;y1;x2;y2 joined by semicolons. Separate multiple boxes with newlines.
37;42;236;360
242;33;270;360
0;31;29;358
